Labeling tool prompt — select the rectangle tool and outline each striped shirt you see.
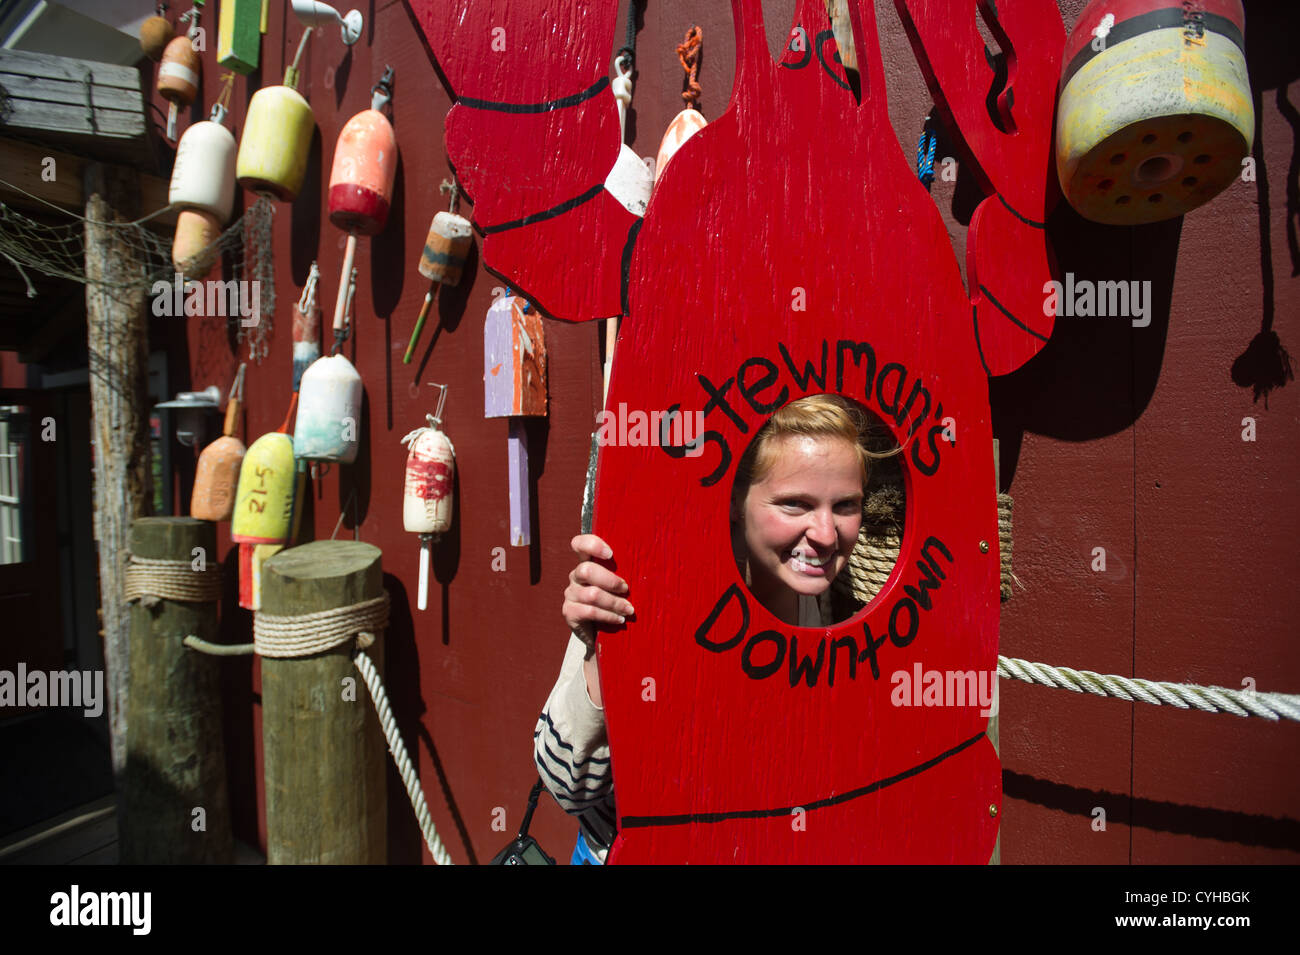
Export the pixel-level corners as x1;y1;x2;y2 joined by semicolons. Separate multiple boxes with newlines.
532;595;844;863
534;634;617;861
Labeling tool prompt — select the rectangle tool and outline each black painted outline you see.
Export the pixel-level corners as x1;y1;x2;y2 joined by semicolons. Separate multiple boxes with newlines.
480;183;605;236
620;218;643;317
972;304;994;378
814;28;851;91
996;193;1045;229
977;283;1050;343
619;729;987;828
1061;9;1243;88
458;76;610;114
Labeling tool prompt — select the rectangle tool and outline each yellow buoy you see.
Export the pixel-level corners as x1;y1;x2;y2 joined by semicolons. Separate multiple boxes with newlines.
1056;0;1254;225
236;31;316;201
232;432;297;545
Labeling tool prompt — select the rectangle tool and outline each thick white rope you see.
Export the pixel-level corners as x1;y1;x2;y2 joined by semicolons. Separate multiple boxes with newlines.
353;649;454;866
998;655;1300;722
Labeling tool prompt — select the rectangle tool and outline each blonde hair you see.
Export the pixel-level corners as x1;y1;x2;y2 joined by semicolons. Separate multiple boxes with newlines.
734;394;875;492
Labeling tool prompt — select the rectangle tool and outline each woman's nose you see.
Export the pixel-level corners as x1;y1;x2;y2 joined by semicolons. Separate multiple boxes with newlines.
805;508;835;546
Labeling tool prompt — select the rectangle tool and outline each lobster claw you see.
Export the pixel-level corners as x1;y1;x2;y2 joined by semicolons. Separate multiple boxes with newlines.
895;0;1065;376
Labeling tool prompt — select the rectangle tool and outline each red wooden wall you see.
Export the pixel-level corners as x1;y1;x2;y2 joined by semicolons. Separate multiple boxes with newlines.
129;0;1299;863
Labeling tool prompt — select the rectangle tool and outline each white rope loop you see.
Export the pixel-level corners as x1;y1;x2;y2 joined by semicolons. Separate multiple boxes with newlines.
253;593;389;658
354;650;454;866
998;655;1300;722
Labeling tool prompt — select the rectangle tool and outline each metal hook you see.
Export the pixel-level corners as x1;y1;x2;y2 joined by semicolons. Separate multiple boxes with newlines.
427;382;449;429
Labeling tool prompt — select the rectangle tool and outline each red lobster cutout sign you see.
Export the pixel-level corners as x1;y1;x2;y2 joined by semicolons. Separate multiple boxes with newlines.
409;0;1063;863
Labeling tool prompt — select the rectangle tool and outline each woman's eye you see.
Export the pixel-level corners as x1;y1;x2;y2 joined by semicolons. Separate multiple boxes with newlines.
835;500;863;514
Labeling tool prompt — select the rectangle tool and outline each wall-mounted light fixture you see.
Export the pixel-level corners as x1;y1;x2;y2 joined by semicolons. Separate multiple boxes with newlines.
291;0;363;46
156;386;222;448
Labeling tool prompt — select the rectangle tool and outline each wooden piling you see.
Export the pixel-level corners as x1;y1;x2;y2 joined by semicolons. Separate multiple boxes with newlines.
120;517;232;864
260;541;387;864
84;161;152;779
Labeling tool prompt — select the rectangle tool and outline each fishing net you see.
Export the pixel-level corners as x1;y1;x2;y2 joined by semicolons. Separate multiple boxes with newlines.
0;182;278;363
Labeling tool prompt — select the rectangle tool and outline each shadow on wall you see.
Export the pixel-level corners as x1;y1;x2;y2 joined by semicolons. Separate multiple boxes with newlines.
1234;0;1300;408
382;572;479;864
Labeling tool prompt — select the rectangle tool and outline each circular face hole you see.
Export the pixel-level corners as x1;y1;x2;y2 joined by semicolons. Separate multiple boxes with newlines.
1110;153;1126;165
1149;193;1163;203
1134;155;1177;184
1098;178;1114;190
1141;133;1157;145
1194;154;1211;164
729;395;905;626
1177;131;1194;144
1116;195;1131;204
1182;176;1198;187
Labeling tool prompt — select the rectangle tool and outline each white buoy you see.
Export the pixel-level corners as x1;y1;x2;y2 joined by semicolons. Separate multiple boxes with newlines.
293;354;363;463
402;386;455;611
171;102;238;222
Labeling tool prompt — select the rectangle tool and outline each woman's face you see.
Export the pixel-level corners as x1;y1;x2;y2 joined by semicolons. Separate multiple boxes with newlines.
741;435;864;615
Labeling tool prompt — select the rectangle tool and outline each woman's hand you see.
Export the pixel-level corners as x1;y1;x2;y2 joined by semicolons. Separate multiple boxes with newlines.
562;535;635;644
564;535;634;710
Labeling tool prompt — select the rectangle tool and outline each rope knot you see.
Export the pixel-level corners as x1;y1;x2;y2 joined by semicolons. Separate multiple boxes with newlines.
677;26;703;109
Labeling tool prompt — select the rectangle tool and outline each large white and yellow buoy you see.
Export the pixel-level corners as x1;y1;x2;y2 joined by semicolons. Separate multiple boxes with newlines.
236;30;316;201
1056;0;1253;225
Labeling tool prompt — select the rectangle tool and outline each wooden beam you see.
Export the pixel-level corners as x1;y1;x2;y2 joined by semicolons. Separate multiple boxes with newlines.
0;138;175;227
84;160;153;780
0;48;148;166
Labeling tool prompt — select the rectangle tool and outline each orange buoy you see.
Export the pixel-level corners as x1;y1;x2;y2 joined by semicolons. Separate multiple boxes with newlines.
140;11;174;62
158;34;201;140
192;364;247;522
654;108;707;187
402;210;473;364
326;66;398;340
1056;0;1254;225
172;208;222;281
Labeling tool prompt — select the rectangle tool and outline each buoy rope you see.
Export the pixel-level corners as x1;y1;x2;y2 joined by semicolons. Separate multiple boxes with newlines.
183;636;254;656
677;26;703;109
917;113;938;187
353;648;455;865
998;656;1300;722
253;593;389;657
616;0;640;71
439;176;460;217
122;552;222;605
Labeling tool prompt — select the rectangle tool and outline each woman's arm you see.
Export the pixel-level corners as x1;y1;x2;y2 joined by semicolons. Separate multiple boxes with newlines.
533;634;619;854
